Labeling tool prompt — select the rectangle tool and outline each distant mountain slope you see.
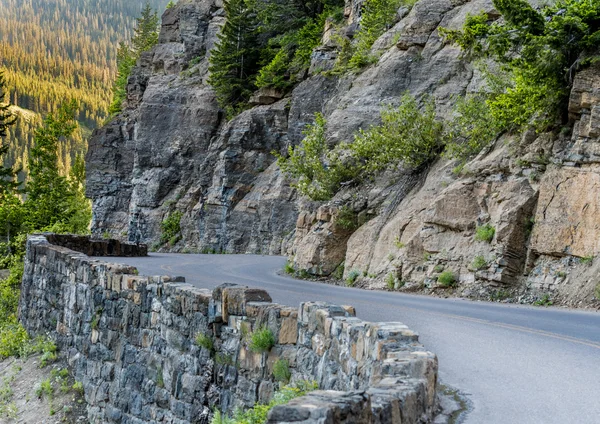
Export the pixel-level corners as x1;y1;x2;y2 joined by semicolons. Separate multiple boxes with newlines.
0;0;170;177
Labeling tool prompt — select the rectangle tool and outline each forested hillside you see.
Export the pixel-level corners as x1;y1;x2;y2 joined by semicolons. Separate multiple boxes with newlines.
0;0;170;178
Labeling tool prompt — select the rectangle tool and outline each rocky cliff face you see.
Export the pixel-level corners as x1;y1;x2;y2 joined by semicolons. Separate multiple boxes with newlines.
87;0;600;307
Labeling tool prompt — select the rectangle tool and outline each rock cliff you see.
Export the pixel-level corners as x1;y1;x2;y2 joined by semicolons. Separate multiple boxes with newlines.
87;0;600;307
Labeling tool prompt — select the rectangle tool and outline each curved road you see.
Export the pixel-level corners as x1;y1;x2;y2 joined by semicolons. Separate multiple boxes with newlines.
104;253;600;424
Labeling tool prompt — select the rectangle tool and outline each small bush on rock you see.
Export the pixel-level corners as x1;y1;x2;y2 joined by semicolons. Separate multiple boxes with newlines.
196;333;214;352
437;271;457;288
345;270;360;287
386;272;396;290
273;359;291;383
471;255;487;270
475;224;495;243
250;327;275;353
211;381;318;424
160;211;182;246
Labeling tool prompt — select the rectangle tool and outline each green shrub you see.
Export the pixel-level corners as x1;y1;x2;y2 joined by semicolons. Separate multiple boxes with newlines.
0;319;29;359
533;294;553;307
335;206;358;231
394;237;405;249
580;255;594;265
471;255;487;270
347;0;405;69
212;381;317;424
160;211;182;245
196;333;214;352
250;327;275;353
351;94;444;171
475;224;495;243
273;359;292;383
276;113;357;201
433;264;444;273
386;272;396;290
345;270;360;287
440;0;600;134
278;94;443;201
215;353;235;366
283;261;295;275
437;271;457;288
72;381;84;395
36;378;54;399
332;262;345;280
40;350;57;368
443;94;501;162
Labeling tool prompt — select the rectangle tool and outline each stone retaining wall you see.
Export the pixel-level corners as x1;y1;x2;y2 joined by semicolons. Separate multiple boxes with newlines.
19;234;438;424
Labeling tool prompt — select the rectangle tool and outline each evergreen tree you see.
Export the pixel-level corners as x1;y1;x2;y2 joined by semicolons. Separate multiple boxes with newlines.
0;72;22;250
0;73;16;139
109;42;137;114
0;72;18;194
109;3;160;114
132;3;160;55
24;101;79;231
208;0;261;114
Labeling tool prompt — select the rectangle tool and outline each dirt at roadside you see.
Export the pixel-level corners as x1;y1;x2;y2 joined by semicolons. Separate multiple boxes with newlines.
0;354;87;424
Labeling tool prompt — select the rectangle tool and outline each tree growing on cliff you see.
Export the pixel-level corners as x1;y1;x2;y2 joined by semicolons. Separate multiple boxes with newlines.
132;3;160;56
109;3;160;114
440;0;600;131
208;0;261;116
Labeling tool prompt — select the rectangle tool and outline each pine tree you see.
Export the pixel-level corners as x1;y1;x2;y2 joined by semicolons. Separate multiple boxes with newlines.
109;4;160;114
24;101;79;231
109;42;137;114
0;72;22;249
208;0;261;114
0;72;19;196
0;73;16;139
132;3;160;55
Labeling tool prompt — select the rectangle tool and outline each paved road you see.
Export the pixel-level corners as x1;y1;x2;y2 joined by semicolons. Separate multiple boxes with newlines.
103;253;600;424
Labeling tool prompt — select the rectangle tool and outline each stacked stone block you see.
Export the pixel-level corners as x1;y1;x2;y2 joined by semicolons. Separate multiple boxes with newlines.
19;234;438;423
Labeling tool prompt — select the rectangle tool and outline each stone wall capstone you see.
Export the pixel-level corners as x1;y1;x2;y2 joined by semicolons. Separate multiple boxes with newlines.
19;234;438;423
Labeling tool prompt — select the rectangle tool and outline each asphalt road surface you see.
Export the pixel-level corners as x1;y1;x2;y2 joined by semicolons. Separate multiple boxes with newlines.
102;253;600;424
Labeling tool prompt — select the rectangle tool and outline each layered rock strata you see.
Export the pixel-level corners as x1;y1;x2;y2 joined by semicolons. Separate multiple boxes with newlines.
19;234;438;423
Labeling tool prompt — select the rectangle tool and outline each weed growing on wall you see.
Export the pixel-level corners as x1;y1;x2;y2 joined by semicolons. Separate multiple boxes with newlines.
249;327;275;353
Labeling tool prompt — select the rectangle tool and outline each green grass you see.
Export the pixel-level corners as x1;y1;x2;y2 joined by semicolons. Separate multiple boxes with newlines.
394;237;405;249
386;273;396;290
580;255;594;265
437;271;457;288
195;333;214;352
249;327;275;353
36;378;53;400
72;381;84;395
475;224;495;243
332;263;345;280
215;353;236;367
211;381;318;424
433;264;444;273
273;359;291;383
345;270;360;287
283;261;295;275
533;294;553;307
471;255;487;270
